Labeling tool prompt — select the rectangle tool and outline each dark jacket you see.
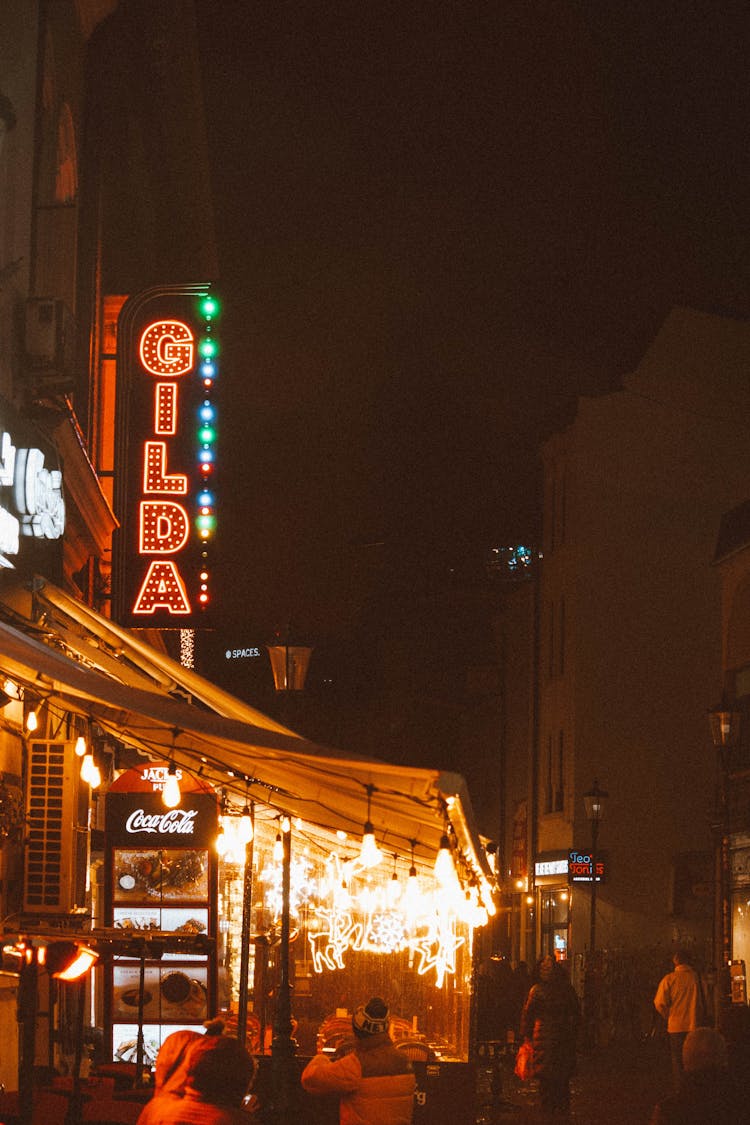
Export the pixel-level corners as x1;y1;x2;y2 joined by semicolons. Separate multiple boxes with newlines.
520;970;580;1080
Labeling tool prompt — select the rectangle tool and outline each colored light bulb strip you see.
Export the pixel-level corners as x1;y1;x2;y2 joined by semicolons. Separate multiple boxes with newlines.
195;292;219;609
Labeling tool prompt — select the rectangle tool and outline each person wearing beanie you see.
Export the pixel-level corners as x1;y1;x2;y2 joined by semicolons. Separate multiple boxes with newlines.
137;1033;257;1125
649;1026;750;1124
301;996;416;1124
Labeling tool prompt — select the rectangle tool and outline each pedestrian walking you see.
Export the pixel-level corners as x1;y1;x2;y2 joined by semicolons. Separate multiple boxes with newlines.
301;995;416;1124
648;1026;749;1124
520;955;580;1115
653;949;706;1092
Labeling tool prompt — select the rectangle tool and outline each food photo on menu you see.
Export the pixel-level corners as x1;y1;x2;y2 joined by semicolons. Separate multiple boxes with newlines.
112;963;208;1020
113;848;209;901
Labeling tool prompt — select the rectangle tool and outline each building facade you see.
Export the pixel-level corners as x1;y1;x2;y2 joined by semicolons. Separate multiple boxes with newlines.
528;308;750;1003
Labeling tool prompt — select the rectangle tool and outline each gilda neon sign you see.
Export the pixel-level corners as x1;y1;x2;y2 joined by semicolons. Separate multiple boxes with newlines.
114;286;218;628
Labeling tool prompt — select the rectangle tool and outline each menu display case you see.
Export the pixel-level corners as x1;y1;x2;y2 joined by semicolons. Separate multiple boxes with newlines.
104;764;218;1061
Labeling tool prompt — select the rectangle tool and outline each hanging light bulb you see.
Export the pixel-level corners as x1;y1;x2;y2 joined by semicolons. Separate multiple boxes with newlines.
359;785;382;869
26;706;38;733
239;802;254;845
273;831;283;862
74;735;87;757
388;853;401;905
162;761;181;809
80;753;99;787
215;820;228;857
434;832;454;887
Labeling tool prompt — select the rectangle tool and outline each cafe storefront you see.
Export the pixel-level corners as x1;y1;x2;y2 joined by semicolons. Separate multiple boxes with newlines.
0;577;496;1121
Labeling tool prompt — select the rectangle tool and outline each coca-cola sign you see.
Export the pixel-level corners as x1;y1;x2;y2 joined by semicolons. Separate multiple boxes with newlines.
106;789;217;850
125;808;198;836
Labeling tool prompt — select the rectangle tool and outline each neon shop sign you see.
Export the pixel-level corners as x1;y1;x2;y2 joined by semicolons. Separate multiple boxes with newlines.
568;850;606;883
114;286;218;628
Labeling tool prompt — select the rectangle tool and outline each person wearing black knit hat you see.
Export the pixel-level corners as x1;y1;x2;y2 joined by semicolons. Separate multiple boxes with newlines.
301;996;416;1124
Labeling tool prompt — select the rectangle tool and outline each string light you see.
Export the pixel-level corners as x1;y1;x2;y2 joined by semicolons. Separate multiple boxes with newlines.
25;706;38;733
434;832;454;887
273;830;283;863
239;796;254;845
162;760;181;808
359;785;382;870
387;853;400;905
162;730;182;808
80;753;100;789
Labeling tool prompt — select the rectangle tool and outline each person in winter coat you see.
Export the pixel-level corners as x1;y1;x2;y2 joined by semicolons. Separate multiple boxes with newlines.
301;996;416;1125
649;1026;750;1125
653;948;706;1091
137;1034;257;1125
520;955;580;1114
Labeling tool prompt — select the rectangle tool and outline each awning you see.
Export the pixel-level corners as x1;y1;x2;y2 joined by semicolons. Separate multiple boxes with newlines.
0;578;493;885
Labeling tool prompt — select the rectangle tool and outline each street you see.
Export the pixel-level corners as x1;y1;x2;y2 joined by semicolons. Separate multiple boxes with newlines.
477;1036;670;1124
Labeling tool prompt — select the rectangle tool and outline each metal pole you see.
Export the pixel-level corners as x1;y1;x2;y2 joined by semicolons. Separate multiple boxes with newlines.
18;953;37;1125
719;749;732;1009
590;816;599;956
237;806;256;1049
271;823;297;1122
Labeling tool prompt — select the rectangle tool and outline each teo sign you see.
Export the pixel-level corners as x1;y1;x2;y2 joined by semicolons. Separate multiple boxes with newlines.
113;285;218;628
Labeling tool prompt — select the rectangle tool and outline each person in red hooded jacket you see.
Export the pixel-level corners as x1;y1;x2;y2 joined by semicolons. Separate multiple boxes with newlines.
137;1033;256;1125
301;996;416;1125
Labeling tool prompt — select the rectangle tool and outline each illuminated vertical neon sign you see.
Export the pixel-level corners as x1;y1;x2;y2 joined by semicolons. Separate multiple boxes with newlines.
113;285;218;629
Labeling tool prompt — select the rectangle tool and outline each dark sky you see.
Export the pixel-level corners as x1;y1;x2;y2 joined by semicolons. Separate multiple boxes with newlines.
196;1;747;646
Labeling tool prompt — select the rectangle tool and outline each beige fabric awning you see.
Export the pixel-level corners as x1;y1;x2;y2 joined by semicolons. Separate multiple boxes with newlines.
0;578;492;883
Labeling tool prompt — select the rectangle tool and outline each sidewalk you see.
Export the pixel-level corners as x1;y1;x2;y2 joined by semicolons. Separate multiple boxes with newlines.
477;1036;671;1124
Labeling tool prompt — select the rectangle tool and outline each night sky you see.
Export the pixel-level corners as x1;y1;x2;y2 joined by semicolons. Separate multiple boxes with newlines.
195;2;747;674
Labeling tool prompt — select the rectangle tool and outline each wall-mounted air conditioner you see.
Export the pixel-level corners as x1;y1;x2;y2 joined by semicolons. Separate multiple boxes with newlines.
23;740;83;914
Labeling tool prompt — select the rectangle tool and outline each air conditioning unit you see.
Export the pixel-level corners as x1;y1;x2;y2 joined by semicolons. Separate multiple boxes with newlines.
24;298;76;379
23;740;83;914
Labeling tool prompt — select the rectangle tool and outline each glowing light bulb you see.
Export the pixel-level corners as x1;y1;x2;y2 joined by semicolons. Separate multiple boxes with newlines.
162;765;181;808
74;735;87;757
434;834;453;887
273;832;283;862
26;709;38;733
359;822;382;869
80;753;96;785
238;805;253;845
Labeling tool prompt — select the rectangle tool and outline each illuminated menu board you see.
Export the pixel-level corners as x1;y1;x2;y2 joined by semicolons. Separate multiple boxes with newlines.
113;284;219;629
105;763;218;1063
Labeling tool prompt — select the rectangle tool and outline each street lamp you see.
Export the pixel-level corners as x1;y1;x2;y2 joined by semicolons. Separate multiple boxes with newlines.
708;703;740;1015
583;779;608;957
270;816;297;1123
582;780;607;1048
266;636;311;1122
267;632;313;695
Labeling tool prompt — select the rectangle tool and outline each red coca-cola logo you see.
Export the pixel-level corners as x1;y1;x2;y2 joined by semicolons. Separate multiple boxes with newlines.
125;808;197;835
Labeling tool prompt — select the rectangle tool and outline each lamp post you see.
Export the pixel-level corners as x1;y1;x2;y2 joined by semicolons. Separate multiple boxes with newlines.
708;704;740;1016
582;780;607;1048
266;637;310;1123
267;630;313;715
583;780;608;957
270;817;297;1123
